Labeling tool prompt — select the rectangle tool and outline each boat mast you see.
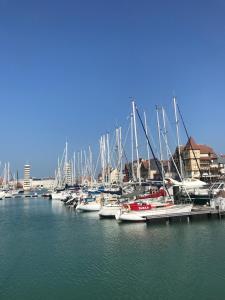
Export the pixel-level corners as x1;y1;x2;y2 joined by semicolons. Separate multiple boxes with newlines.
100;136;105;186
130;112;135;181
7;162;10;188
143;111;151;179
119;127;123;185
135;104;171;198
162;107;171;176
3;163;7;188
16;170;19;189
57;157;60;187
132;100;141;186
156;106;165;187
64;141;68;186
115;128;119;184
77;151;80;185
85;149;88;184
103;135;106;185
106;133;110;184
173;97;184;179
65;141;68;166
88;146;93;186
80;150;83;185
73;152;76;184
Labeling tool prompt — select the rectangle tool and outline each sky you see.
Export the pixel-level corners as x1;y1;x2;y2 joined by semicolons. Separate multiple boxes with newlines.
0;0;225;177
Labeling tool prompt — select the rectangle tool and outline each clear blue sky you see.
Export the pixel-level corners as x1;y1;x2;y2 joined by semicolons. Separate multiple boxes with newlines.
0;0;225;177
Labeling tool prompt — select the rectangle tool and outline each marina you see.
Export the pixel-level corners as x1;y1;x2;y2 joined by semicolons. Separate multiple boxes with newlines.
1;1;225;299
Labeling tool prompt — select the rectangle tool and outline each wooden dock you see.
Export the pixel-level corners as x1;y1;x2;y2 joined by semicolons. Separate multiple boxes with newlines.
146;207;225;224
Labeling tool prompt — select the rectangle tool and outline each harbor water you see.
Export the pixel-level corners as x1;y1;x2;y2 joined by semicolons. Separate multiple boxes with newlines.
0;198;225;300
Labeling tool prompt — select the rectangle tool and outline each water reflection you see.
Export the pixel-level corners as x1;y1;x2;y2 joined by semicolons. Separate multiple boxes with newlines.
1;198;225;300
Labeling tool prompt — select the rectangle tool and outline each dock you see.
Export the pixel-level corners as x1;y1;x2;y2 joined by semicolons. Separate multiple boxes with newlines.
146;207;225;224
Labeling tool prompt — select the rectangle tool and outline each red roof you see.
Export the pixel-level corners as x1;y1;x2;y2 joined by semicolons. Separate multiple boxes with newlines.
184;136;217;157
184;137;199;150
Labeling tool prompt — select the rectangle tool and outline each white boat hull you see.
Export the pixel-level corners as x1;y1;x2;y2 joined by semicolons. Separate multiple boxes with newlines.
51;192;68;201
116;204;193;222
5;193;13;199
99;205;121;218
76;203;101;212
0;191;6;199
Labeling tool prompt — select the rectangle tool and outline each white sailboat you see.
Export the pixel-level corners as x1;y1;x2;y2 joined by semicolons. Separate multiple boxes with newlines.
0;191;6;199
98;194;121;217
115;203;193;222
76;194;103;212
99;203;121;217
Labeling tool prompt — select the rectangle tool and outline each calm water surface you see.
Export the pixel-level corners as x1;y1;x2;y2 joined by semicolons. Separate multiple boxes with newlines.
0;198;225;300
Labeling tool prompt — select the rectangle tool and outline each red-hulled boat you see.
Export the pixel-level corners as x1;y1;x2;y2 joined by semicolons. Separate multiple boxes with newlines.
137;188;167;200
122;201;173;211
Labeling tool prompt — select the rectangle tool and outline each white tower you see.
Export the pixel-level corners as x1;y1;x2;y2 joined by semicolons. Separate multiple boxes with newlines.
23;164;31;191
64;162;72;186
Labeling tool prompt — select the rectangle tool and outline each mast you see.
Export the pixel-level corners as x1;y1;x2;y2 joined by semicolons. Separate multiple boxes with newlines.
100;136;105;186
132;100;141;185
7;162;10;187
130;113;135;181
16;170;19;189
116;129;120;184
156;106;165;186
103;135;106;185
88;146;93;186
135;104;171;198
119;127;123;185
143;111;151;179
64;141;68;186
57;157;61;187
162;107;171;176
173;97;184;179
80;150;83;185
3;163;7;188
106;133;110;184
65;141;68;166
73;152;76;184
77;151;80;185
84;149;87;184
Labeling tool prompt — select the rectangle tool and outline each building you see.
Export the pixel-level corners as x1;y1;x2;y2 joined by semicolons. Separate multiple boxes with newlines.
64;162;72;185
217;155;225;175
173;137;218;178
124;158;163;182
110;168;120;184
23;164;31;190
31;178;55;189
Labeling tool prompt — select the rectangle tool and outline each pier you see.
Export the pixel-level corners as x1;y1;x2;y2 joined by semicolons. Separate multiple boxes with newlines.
146;207;225;224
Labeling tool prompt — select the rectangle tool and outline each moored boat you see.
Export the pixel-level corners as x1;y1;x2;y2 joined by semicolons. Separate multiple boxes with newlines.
76;195;103;212
0;191;6;200
51;191;70;201
115;202;192;222
99;203;121;218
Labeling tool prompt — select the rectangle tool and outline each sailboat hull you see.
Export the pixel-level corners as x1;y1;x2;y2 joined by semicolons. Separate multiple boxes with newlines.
99;205;121;218
76;203;101;212
116;204;193;222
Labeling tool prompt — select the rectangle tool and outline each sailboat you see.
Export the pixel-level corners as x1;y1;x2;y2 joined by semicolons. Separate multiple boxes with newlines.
76;194;103;212
0;191;6;200
115;202;193;222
